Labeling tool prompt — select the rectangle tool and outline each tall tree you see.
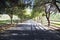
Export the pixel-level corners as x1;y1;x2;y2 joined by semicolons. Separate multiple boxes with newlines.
34;0;60;27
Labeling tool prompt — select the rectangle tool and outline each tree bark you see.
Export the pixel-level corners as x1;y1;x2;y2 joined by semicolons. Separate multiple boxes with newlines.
9;14;13;24
46;15;50;27
45;4;51;27
10;16;13;24
45;4;50;27
45;12;50;27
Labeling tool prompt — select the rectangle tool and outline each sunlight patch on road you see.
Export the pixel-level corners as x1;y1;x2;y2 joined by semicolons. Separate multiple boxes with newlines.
11;33;18;35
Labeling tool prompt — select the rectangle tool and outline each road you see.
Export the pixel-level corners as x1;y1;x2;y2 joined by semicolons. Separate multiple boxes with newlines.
0;20;60;40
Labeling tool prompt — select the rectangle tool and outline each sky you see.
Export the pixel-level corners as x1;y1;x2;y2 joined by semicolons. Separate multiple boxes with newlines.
23;0;34;8
23;0;35;15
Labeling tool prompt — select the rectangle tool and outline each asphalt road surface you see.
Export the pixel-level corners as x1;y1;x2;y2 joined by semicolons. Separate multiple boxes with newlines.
0;20;60;40
0;23;60;40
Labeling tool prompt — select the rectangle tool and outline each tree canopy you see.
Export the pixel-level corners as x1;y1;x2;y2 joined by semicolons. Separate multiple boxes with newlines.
0;0;60;26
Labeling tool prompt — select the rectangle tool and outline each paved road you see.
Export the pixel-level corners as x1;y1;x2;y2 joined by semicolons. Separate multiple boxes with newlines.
0;24;60;40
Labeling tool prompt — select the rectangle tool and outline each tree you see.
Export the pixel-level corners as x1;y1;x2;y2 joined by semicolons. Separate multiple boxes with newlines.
5;8;14;24
0;0;25;24
34;0;60;27
44;0;60;27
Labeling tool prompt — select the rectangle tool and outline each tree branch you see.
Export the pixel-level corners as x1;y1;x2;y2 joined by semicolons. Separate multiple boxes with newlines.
56;1;60;3
34;1;51;8
52;0;60;12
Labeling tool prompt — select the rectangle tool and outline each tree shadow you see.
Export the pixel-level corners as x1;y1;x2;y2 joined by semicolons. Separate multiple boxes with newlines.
0;24;60;40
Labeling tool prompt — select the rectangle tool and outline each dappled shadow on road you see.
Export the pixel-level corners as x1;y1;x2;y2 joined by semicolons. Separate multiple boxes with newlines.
0;24;60;40
0;24;15;32
54;29;60;36
55;29;60;32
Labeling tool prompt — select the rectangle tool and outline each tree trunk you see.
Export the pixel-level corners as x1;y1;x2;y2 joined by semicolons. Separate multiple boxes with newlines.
20;19;23;23
9;14;13;24
46;16;50;27
20;20;23;23
46;12;50;27
45;4;51;27
10;16;13;24
45;8;50;27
